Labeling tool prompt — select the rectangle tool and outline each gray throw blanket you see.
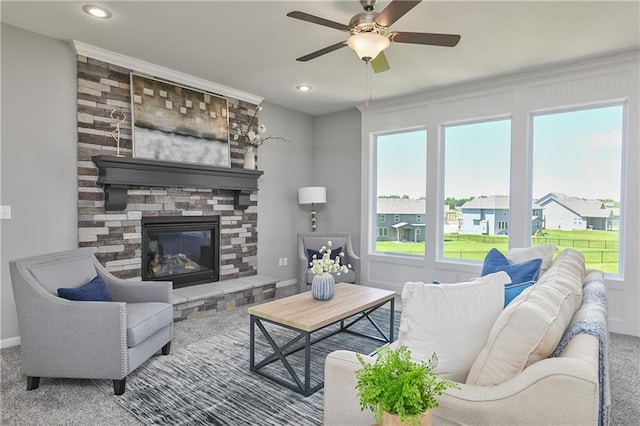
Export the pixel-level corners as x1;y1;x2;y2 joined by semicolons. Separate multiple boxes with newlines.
552;272;610;426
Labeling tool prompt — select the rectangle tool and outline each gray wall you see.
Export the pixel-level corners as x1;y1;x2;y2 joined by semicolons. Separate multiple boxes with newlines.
256;102;314;281
1;24;78;344
312;108;362;252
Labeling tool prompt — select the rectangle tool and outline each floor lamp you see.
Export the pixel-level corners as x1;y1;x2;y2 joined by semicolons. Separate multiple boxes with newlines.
298;187;326;232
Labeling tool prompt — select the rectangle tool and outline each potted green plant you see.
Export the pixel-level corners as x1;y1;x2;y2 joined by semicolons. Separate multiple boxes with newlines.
355;346;459;426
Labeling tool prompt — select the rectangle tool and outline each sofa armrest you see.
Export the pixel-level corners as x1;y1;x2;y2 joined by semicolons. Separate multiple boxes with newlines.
324;335;599;426
435;334;599;425
324;350;377;426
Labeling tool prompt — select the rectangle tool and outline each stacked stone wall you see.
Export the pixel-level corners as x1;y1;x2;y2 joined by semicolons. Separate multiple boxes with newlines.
76;56;259;281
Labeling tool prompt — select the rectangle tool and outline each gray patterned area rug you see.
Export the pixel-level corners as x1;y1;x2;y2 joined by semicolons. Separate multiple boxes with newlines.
95;309;399;425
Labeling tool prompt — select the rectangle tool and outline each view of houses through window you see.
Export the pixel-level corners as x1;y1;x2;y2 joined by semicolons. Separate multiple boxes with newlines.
375;130;427;255
373;104;624;275
531;104;624;274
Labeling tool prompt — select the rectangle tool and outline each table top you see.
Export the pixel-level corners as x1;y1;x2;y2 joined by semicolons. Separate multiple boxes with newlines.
248;283;396;332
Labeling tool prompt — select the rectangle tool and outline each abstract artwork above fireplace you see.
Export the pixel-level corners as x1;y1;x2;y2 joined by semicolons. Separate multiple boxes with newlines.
131;73;230;167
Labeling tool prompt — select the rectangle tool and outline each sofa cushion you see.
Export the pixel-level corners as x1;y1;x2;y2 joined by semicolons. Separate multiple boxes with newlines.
57;275;113;302
504;280;535;307
466;280;576;386
126;302;173;347
507;244;557;274
397;271;509;382
481;248;543;285
536;248;585;308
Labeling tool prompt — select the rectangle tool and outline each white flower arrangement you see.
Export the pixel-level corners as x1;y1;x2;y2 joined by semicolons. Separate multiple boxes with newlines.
230;104;291;148
310;240;351;275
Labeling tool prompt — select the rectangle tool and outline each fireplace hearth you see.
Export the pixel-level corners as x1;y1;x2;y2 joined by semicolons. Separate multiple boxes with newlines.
141;216;220;289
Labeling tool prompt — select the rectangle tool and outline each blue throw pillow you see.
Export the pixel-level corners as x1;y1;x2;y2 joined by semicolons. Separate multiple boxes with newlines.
57;275;113;302
307;247;342;264
504;280;535;307
481;248;543;284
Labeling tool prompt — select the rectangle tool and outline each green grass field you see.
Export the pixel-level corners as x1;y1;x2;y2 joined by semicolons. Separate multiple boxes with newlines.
376;229;620;273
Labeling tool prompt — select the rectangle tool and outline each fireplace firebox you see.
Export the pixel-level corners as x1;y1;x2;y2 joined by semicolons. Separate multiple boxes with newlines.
141;216;220;289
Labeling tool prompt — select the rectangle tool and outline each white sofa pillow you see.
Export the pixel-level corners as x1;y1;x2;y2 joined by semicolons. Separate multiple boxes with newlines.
507;244;557;273
465;280;575;386
397;271;509;382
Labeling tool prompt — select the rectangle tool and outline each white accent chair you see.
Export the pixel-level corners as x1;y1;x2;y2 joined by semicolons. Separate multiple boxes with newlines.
9;248;173;395
297;232;360;293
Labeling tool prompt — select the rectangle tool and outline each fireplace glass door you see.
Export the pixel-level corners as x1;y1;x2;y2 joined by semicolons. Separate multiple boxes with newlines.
142;217;219;288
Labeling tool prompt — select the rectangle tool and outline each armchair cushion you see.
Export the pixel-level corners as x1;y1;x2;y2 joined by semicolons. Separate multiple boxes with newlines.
126;302;173;347
306;246;342;263
57;275;113;302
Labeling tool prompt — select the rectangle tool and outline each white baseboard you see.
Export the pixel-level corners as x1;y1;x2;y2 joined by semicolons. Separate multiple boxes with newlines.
276;278;297;288
1;336;20;349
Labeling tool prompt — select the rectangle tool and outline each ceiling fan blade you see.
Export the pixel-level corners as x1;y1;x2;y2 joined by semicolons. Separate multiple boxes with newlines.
296;41;348;62
374;0;422;27
371;51;390;73
286;11;351;32
390;31;461;47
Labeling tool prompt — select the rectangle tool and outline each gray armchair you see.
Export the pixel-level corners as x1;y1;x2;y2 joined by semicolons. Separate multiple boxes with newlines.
297;232;361;293
9;248;173;395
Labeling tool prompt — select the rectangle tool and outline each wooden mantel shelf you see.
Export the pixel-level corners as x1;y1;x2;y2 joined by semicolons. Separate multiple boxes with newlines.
92;155;263;211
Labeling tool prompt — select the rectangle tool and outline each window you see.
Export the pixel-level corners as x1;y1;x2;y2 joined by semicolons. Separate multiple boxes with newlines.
443;119;511;261
532;104;624;275
498;221;508;230
416;228;421;235
377;227;388;238
374;130;427;255
380;214;386;223
416;215;423;223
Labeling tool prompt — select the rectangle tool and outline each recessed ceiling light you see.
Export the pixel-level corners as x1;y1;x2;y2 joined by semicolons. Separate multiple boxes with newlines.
296;85;312;92
82;4;113;19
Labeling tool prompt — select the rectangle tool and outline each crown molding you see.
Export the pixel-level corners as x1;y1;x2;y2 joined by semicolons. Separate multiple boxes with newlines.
71;40;264;106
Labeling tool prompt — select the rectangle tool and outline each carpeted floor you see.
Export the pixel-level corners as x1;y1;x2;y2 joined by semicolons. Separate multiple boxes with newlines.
2;305;639;425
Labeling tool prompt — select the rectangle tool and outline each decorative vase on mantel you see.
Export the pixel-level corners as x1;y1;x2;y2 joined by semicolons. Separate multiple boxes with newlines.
243;146;256;170
312;273;335;301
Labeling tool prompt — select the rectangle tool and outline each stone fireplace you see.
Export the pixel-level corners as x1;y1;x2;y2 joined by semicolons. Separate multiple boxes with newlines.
141;216;220;288
75;55;262;287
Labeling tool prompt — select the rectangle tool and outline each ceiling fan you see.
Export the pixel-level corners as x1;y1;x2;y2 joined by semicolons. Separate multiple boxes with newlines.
287;0;461;73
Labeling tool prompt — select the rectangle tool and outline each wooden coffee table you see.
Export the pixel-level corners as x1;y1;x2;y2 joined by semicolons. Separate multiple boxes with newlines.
249;283;396;396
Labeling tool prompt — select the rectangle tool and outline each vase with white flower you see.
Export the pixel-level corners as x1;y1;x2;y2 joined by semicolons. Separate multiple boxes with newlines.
309;241;351;301
230;104;291;169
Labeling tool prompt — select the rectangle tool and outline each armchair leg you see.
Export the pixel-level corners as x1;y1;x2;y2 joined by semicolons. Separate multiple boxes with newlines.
113;378;126;395
161;342;171;355
26;376;40;391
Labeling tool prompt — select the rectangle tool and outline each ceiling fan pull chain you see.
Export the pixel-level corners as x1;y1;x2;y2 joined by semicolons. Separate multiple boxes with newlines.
364;60;370;109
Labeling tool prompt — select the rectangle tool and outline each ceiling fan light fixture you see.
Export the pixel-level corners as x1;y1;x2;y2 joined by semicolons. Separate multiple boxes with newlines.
347;32;390;61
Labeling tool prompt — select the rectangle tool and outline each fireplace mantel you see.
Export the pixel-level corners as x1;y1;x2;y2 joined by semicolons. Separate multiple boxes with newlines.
93;155;263;211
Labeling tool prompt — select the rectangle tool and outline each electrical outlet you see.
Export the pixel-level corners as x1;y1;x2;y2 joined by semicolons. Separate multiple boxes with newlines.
283;257;288;266
278;258;284;267
0;205;11;220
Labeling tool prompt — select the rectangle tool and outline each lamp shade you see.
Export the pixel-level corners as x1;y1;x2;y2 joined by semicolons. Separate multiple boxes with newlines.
347;32;390;60
298;187;326;205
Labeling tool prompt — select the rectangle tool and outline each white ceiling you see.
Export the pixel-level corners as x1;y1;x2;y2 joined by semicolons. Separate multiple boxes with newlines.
2;1;639;116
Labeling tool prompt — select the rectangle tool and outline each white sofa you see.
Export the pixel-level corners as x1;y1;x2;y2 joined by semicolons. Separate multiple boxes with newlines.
323;249;609;425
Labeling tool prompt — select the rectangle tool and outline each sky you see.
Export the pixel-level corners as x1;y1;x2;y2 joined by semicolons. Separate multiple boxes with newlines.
376;104;624;201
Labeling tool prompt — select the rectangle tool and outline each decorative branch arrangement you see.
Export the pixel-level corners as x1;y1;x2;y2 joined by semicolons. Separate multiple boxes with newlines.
231;104;291;148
